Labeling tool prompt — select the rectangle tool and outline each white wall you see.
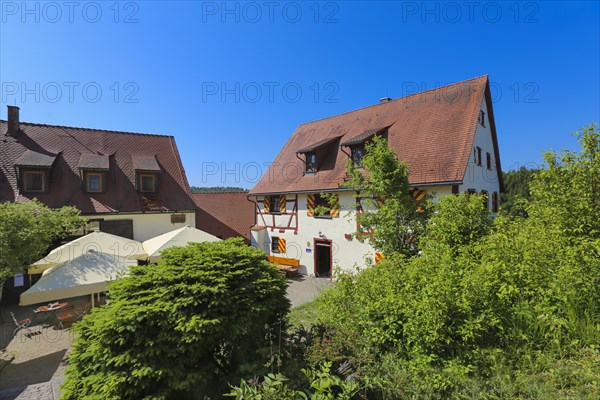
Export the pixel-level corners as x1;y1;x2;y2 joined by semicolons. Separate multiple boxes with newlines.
84;212;196;241
252;192;379;275
458;95;501;208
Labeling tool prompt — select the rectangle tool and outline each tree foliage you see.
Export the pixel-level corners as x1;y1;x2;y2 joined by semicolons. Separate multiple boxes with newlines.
0;199;85;282
500;167;539;217
342;135;429;256
61;238;290;400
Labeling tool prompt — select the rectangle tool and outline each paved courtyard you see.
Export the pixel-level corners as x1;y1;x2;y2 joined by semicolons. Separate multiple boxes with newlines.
285;275;332;308
0;296;90;400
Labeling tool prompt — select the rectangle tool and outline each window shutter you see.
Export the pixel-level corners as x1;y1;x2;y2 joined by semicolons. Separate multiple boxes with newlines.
412;190;426;201
263;196;270;213
307;194;315;216
278;238;286;253
279;195;286;213
330;194;340;218
492;192;499;213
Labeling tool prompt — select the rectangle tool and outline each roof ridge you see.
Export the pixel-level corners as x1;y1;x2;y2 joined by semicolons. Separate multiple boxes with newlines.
0;119;173;138
298;75;488;127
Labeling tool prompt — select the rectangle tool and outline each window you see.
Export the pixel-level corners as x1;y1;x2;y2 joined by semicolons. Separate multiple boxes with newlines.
486;152;492;170
481;190;489;210
85;172;104;193
307;193;339;218
314;194;331;218
474;146;482;166
139;173;157;193
271;237;281;253
306;153;317;173
269;195;281;214
479;110;486;127
22;170;45;193
351;145;365;167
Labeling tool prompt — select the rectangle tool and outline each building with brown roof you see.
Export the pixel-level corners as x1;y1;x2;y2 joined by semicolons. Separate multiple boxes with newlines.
248;76;503;276
0;106;196;241
191;191;254;244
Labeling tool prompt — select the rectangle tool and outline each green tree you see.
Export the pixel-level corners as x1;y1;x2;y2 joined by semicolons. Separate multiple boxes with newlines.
342;135;429;256
420;193;493;253
500;166;539;217
0;199;85;302
61;238;290;400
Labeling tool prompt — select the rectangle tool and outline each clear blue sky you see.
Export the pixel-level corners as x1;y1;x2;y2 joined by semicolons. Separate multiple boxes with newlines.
1;1;598;188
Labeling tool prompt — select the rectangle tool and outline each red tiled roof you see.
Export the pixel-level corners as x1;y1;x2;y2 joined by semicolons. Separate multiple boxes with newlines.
0;120;194;213
192;192;254;243
249;75;502;195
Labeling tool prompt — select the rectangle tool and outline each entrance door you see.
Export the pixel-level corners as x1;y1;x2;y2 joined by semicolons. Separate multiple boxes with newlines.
314;239;332;277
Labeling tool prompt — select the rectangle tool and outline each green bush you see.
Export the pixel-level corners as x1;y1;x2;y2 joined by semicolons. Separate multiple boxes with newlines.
61;238;290;400
306;125;600;398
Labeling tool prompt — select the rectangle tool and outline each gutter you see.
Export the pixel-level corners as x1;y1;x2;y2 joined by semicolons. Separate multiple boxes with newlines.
246;194;259;230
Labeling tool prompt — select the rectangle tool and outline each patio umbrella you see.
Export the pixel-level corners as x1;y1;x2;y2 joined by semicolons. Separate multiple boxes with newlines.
142;225;221;263
20;250;136;306
29;231;147;274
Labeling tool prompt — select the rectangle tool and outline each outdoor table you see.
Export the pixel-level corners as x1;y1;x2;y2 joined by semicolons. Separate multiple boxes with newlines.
33;302;69;325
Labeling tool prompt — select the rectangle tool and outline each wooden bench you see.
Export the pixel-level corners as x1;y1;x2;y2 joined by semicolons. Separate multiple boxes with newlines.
268;256;301;277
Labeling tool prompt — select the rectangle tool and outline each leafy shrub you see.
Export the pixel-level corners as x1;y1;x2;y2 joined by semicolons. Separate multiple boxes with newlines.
61;238;289;400
307;126;600;398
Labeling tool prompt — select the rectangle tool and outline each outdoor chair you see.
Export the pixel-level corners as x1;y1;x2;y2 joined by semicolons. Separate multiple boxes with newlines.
55;312;74;329
10;312;33;336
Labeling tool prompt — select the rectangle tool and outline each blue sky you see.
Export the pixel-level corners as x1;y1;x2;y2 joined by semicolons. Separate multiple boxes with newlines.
1;1;599;188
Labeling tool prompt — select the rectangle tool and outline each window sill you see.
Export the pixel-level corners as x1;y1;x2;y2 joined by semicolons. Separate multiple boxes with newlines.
313;215;332;220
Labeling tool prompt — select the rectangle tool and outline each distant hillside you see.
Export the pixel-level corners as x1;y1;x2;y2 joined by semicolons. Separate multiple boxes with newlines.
190;186;248;193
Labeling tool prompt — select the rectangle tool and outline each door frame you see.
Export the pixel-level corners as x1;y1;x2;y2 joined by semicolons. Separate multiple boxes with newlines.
313;238;332;278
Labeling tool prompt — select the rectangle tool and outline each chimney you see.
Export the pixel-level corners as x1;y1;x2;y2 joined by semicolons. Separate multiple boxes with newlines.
7;106;20;136
380;97;392;103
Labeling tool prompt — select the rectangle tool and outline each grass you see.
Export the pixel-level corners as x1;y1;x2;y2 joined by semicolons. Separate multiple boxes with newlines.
288;299;320;328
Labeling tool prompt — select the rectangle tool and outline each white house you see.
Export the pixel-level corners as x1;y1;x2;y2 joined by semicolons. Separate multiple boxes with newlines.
248;76;503;276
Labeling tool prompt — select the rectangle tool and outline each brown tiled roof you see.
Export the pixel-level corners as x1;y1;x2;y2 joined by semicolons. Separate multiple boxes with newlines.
78;153;110;170
249;75;503;195
0;120;194;213
192;192;254;243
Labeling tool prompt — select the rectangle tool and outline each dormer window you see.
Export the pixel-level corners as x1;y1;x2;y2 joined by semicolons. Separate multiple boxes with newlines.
133;155;162;194
296;135;342;174
340;125;391;167
79;153;110;194
479;110;486;127
139;173;157;193
351;145;365;167
15;150;57;194
306;153;317;173
23;170;46;193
